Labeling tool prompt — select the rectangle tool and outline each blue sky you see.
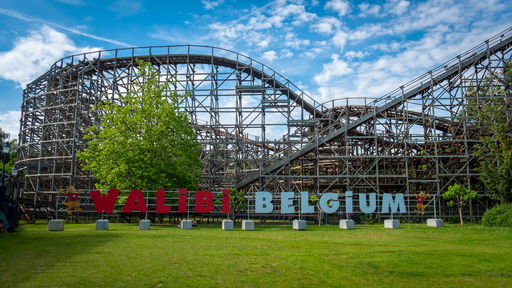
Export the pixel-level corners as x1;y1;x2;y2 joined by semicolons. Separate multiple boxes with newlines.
0;0;510;139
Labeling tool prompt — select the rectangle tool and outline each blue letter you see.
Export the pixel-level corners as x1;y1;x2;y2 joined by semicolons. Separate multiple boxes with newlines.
345;191;353;214
381;193;407;213
319;193;339;213
300;192;315;214
359;193;376;213
255;192;273;213
281;192;295;214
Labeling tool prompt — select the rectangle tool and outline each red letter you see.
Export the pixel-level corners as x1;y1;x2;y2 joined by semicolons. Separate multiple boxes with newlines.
178;189;188;213
122;189;148;213
90;189;119;214
195;190;214;213
156;189;171;213
222;189;231;213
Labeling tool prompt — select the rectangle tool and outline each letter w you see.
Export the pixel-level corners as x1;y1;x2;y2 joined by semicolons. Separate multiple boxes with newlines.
90;188;120;214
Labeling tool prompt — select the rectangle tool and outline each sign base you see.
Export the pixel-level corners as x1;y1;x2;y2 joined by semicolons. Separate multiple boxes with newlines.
181;220;192;230
293;219;307;230
242;220;254;230
222;219;234;230
384;219;400;229
48;219;64;231
427;218;444;227
339;219;355;230
96;219;109;230
139;219;151;230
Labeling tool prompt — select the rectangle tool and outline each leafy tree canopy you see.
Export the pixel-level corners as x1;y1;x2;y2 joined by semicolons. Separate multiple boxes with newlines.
443;184;478;225
467;62;512;203
0;127;16;174
79;59;202;191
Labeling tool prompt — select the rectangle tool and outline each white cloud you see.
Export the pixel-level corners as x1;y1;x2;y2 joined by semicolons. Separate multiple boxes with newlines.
300;51;316;59
331;30;348;49
0;111;21;140
261;50;278;62
203;1;325;61
313;54;352;85
358;3;381;17
344;50;368;59
0;26;101;87
281;49;294;58
284;32;311;49
201;0;224;10
275;2;316;26
385;0;410;16
311;16;342;35
258;39;270;48
340;1;469;42
369;41;405;52
325;0;350;17
313;19;511;105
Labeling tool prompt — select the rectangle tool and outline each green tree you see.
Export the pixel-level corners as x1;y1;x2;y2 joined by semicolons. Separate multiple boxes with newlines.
0;127;7;142
79;59;202;190
0;127;16;178
467;62;512;203
475;134;512;203
229;188;246;222
309;194;322;226
443;184;478;225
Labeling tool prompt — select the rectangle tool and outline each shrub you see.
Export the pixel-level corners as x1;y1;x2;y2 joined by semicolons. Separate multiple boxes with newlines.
482;203;512;227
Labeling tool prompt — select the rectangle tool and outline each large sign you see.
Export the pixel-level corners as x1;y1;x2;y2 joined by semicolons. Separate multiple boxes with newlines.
89;189;231;214
81;189;408;215
255;191;407;214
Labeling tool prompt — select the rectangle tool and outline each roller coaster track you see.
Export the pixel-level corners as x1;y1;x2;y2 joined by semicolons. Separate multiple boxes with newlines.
236;26;512;189
20;44;330;194
35;52;325;118
324;105;461;134
18;25;512;203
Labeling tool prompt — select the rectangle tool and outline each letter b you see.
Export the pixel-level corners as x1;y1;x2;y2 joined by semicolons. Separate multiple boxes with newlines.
255;192;273;213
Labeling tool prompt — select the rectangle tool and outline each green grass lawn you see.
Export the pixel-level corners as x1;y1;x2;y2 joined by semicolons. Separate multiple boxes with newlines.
1;223;511;288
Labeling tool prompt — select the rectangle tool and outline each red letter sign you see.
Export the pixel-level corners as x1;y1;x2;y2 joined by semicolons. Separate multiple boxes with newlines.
178;189;188;213
156;189;171;213
90;189;119;214
195;190;214;213
222;189;231;213
122;189;148;213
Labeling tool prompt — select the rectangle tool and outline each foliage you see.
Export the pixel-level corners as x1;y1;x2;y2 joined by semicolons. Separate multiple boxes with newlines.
309;194;322;225
309;194;319;204
0;127;7;146
230;188;246;213
0;127;16;175
482;203;512;227
474;135;512;203
443;184;478;225
226;188;247;221
78;59;202;190
443;184;479;207
467;62;512;203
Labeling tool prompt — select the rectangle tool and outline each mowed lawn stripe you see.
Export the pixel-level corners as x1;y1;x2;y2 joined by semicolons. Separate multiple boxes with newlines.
0;223;511;287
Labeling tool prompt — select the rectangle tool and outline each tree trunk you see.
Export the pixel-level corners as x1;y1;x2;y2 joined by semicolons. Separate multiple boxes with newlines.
458;207;464;225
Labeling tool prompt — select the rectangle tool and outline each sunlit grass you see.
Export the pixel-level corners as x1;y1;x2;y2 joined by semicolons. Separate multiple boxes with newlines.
1;223;511;287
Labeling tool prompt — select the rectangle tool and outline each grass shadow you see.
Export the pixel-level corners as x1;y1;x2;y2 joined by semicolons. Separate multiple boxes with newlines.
0;224;121;287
